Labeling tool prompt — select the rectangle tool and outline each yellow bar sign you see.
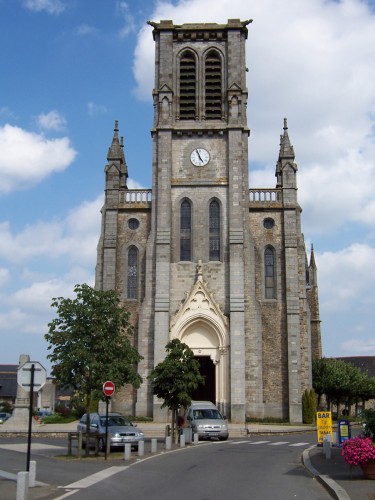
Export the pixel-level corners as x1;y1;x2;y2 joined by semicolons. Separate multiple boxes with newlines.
316;411;333;443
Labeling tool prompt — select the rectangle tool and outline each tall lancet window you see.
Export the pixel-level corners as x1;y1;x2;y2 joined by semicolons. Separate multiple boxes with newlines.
265;246;276;299
205;50;222;119
127;246;138;299
180;51;196;120
209;200;220;261
180;200;192;261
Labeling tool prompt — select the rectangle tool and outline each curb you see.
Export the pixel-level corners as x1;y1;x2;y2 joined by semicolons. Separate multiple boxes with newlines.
302;446;351;500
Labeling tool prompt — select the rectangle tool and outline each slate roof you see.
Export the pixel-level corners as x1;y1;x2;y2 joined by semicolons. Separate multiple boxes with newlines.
335;357;375;378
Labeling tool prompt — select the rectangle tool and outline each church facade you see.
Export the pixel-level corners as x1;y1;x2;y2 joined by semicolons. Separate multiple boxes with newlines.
95;19;322;424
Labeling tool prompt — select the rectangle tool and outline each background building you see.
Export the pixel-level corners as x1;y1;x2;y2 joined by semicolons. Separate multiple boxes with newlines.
95;19;322;423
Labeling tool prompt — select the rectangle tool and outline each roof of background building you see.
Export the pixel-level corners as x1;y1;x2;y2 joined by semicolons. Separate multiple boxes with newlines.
335;356;375;378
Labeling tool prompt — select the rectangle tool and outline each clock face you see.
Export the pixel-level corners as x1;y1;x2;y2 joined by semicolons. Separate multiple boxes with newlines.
190;148;210;167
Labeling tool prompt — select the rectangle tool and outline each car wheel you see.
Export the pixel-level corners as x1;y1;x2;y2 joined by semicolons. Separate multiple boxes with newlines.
219;436;228;441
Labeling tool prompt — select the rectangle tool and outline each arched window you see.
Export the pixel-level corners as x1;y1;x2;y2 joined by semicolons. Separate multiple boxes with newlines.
180;200;192;261
205;50;222;120
209;200;220;261
180;51;196;120
127;246;138;299
265;246;276;299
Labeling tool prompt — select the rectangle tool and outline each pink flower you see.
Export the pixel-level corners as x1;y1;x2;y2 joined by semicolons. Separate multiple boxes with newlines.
342;437;375;466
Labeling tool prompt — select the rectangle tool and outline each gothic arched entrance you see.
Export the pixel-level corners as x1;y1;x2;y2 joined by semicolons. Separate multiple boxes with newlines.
170;278;229;413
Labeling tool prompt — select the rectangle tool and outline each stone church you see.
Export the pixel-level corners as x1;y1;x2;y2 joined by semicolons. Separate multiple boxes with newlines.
95;19;322;424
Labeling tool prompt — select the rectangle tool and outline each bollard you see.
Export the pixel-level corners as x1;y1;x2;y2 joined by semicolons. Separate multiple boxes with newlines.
333;432;337;446
193;433;199;445
16;471;29;500
78;432;82;458
29;461;36;487
180;434;185;448
151;438;157;453
323;436;332;459
138;440;145;457
165;435;172;450
124;443;131;461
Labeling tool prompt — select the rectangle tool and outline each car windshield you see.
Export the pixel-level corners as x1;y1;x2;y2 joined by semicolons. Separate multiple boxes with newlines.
193;409;223;419
99;416;131;427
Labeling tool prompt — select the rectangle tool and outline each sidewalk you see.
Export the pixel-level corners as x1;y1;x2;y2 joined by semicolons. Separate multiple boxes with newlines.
303;445;375;500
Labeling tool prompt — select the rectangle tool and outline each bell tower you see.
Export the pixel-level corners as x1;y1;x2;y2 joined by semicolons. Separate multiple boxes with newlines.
96;19;321;424
146;19;252;422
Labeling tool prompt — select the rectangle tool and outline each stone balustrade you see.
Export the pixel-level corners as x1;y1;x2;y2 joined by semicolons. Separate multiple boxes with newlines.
120;189;152;207
249;189;282;206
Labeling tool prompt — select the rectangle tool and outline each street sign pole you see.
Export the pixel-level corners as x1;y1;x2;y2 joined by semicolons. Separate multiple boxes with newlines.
102;381;115;461
26;364;35;471
105;396;109;460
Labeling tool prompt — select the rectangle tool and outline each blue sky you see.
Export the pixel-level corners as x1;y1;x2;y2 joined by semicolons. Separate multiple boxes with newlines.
1;0;375;374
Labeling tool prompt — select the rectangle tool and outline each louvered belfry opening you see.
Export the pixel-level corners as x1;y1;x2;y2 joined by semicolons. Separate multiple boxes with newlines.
180;50;196;120
205;50;222;120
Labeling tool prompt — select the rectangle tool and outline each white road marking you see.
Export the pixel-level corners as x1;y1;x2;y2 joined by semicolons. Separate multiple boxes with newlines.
63;466;128;489
289;442;311;447
230;441;253;445
248;440;270;445
54;490;80;499
0;443;65;453
268;441;290;446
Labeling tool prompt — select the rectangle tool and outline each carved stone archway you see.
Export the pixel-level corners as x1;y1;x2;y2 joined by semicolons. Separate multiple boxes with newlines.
170;277;229;411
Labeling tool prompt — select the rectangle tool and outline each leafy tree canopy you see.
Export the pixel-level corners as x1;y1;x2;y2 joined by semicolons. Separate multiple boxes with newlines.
149;339;204;442
149;339;204;411
45;283;143;406
313;357;375;413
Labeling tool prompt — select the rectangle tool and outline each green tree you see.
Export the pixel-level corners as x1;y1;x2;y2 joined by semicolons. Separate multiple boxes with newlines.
302;388;316;424
148;339;204;443
313;357;375;416
45;283;142;455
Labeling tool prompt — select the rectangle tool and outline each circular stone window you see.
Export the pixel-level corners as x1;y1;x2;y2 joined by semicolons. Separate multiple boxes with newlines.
128;218;140;230
263;218;275;229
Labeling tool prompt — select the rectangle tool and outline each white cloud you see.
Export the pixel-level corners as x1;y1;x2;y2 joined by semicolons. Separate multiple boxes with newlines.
0;194;99;343
23;0;65;15
317;243;375;313
76;24;98;36
0;276;93;336
117;1;137;38
87;101;108;117
37;110;67;131
0;196;102;265
0;124;76;194
0;268;10;288
341;339;375;355
133;0;375;240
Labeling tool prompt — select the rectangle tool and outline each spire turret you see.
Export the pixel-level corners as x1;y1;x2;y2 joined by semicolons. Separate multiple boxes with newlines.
275;118;298;197
107;120;123;161
279;118;295;160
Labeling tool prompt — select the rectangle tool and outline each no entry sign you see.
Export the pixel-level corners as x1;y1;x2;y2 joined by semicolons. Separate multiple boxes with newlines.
102;380;115;397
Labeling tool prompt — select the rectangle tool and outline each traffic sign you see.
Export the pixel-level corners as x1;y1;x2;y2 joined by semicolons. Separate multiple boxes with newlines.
17;361;47;392
103;380;115;397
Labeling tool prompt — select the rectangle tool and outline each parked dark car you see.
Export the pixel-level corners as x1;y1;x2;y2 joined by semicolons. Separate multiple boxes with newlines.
77;412;144;451
0;412;11;423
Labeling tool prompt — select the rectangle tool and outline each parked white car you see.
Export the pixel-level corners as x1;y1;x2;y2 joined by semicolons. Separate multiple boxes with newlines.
77;413;144;451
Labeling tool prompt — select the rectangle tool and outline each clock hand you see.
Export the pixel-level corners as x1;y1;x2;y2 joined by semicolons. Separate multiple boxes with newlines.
197;150;203;163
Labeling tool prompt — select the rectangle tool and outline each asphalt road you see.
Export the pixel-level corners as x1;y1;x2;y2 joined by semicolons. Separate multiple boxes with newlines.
0;433;331;500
